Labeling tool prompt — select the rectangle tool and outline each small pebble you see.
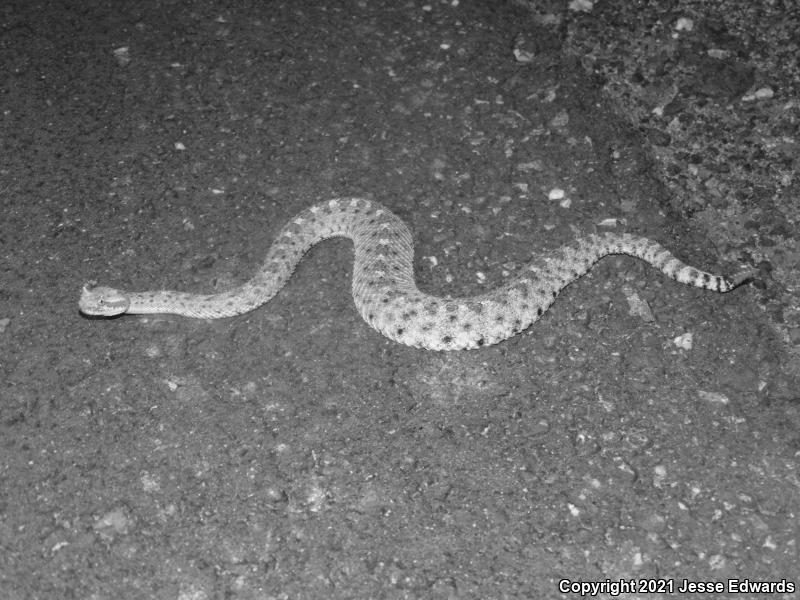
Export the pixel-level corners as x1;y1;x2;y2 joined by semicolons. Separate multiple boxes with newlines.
513;48;535;64
549;110;569;128
698;390;730;405
94;508;129;537
568;0;593;12
754;86;774;99
623;287;655;322
709;554;726;570
516;160;543;172
673;332;693;349
113;46;130;66
707;48;730;59
652;465;667;488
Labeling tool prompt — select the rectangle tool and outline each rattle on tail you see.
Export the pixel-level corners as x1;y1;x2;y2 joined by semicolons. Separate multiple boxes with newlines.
80;198;754;350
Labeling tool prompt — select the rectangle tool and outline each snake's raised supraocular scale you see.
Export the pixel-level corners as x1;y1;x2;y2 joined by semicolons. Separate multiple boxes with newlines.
79;198;753;350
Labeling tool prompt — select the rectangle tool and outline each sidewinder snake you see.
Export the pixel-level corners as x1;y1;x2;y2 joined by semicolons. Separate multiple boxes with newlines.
79;198;753;350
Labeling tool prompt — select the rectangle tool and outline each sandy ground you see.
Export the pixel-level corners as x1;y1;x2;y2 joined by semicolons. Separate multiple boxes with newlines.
1;1;797;598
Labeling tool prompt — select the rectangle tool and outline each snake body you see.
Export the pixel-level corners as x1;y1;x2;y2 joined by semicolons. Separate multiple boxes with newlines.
80;198;752;350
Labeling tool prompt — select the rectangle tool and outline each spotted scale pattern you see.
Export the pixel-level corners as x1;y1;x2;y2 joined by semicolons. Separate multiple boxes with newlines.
79;198;752;350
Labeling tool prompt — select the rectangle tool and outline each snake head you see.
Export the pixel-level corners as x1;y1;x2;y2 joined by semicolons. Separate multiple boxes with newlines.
79;283;130;316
